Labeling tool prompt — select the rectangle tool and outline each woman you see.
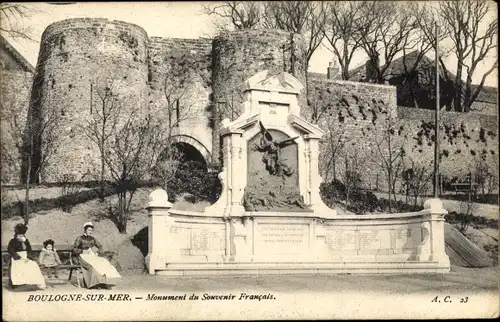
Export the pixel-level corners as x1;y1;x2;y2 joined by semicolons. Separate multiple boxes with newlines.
7;223;46;290
73;222;121;289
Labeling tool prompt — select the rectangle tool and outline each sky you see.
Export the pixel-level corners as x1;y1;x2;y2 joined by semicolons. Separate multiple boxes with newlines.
2;2;498;87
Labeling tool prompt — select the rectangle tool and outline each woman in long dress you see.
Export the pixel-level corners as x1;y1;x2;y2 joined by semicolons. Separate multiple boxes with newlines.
7;223;46;290
72;222;121;289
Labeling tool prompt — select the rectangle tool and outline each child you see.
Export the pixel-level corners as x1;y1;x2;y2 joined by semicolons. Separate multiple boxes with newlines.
39;239;62;278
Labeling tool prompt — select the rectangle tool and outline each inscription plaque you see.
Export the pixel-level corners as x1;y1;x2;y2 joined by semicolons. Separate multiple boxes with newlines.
257;223;309;253
325;230;356;250
190;228;225;254
359;229;381;249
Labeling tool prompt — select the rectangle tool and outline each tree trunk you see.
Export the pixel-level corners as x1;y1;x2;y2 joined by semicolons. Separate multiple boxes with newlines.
100;153;105;202
117;191;126;233
24;124;34;225
24;168;30;225
387;171;393;213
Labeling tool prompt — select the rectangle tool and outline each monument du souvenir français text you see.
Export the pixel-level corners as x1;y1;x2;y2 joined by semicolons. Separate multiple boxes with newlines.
145;71;451;275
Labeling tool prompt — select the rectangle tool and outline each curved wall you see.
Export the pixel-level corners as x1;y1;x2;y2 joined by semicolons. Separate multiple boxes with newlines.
33;18;149;182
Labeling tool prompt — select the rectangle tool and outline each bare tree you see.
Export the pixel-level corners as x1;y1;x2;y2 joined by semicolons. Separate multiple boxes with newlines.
104;111;168;233
458;199;479;233
402;160;433;209
341;149;365;212
0;3;39;41
436;0;498;112
263;1;325;71
14;78;60;224
396;3;449;109
369;115;406;213
0;99;27;184
80;79;121;201
318;114;349;183
203;1;263;32
322;1;366;80
355;1;421;84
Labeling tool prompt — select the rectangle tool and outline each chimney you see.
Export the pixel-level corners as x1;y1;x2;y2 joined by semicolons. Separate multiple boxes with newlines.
327;61;339;80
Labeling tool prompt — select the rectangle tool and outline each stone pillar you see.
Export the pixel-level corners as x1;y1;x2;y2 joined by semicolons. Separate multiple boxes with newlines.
423;199;450;269
304;135;336;216
228;131;246;216
145;189;173;275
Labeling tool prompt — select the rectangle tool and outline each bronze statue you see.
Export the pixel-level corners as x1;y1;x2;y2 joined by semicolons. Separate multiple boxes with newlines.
253;121;298;177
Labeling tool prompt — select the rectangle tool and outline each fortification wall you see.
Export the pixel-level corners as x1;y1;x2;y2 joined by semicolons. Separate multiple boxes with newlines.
211;29;307;163
307;78;398;189
397;109;498;179
0;70;33;185
34;18;150;182
147;37;213;161
3;19;497;192
308;79;498;193
397;106;498;131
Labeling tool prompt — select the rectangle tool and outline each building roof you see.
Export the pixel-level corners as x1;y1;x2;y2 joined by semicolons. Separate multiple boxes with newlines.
349;51;497;104
0;34;35;73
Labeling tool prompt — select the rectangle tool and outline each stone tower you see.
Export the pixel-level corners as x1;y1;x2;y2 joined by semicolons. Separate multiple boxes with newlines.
211;29;307;165
31;18;149;182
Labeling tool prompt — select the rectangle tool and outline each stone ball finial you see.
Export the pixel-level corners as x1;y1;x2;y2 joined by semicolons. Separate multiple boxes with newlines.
423;198;445;213
148;189;172;208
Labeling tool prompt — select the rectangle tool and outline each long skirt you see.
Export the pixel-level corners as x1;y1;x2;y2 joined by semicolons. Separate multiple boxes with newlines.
10;251;46;288
79;254;121;288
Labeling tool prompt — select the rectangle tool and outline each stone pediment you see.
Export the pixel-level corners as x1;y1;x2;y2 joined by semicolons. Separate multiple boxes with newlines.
287;114;324;138
241;70;303;95
220;113;323;139
220;114;260;135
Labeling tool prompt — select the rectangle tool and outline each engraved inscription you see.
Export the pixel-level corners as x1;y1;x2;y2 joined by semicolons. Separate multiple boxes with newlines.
257;223;309;252
325;230;356;250
359;229;381;249
190;229;225;254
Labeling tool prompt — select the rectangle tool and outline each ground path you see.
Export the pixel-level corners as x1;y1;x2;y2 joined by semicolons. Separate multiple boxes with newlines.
3;266;499;320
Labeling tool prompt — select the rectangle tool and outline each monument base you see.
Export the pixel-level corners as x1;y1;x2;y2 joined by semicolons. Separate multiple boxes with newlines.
155;261;450;276
145;202;451;276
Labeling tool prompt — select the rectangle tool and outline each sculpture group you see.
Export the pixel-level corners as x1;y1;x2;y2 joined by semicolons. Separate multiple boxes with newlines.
253;121;298;178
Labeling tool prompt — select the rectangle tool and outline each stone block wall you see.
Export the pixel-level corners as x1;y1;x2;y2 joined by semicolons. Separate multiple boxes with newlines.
147;37;213;161
397;107;498;179
211;29;307;163
0;70;33;184
308;76;498;193
33;18;150;182
2;18;497;192
307;77;398;189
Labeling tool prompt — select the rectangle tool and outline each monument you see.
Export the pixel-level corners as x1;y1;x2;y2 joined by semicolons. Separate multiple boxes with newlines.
145;71;450;275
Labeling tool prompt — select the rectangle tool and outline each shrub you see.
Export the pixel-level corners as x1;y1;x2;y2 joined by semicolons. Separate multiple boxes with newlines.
167;161;221;204
320;181;380;214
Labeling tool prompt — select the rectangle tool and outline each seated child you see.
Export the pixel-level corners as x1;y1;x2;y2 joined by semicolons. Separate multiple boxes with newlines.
39;239;62;278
